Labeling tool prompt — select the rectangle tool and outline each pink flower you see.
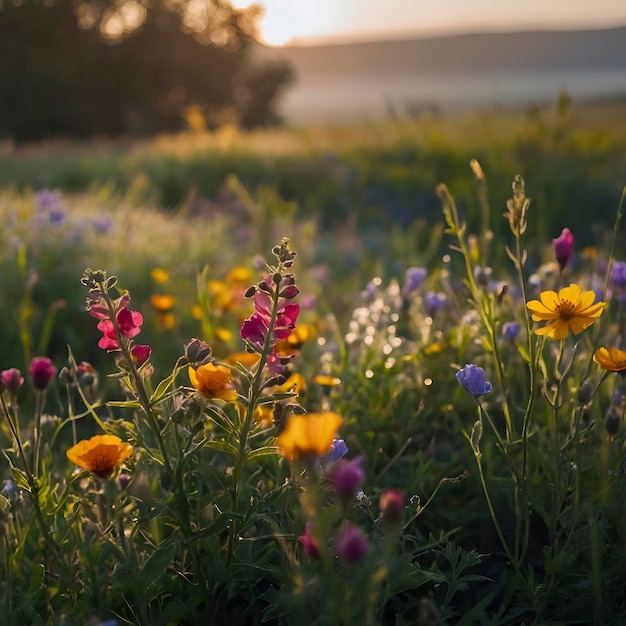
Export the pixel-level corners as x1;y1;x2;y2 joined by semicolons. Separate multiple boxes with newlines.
97;308;143;351
553;228;574;271
300;521;320;559
334;522;369;563
131;345;151;367
379;489;406;525
29;357;57;390
1;368;24;396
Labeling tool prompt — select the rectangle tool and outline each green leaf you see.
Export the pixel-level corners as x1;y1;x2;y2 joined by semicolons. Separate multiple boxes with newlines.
107;400;142;408
150;370;182;405
203;440;238;457
142;542;177;588
246;446;279;462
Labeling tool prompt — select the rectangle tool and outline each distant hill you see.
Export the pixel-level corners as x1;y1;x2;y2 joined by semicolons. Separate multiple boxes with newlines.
254;27;626;124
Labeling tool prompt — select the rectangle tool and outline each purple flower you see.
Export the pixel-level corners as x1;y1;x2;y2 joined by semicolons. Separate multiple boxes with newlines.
502;321;521;342
553;228;574;271
29;357;57;391
326;438;348;463
611;261;626;289
424;291;446;316
1;368;24;396
402;267;427;295
34;189;63;212
328;457;365;501
456;364;492;399
334;522;369;563
91;214;114;233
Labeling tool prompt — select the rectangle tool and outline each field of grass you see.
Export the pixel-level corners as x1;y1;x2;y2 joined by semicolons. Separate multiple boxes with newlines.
0;99;626;624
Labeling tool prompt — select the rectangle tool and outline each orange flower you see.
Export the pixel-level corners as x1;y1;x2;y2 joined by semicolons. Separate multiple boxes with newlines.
224;351;261;368
526;284;604;340
276;412;342;460
188;363;237;401
67;434;133;478
594;346;626;374
150;294;175;312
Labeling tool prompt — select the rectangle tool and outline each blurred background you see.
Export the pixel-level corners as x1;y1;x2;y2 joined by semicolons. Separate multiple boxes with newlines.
1;0;625;140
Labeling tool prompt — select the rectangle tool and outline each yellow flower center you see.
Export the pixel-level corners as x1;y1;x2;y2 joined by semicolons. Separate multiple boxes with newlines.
556;299;576;320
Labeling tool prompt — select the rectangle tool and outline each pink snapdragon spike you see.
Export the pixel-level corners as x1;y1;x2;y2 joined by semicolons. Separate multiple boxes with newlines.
553;228;574;272
29;357;57;390
97;308;144;351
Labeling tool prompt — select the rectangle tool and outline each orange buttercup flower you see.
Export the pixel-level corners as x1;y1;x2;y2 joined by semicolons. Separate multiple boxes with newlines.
67;434;133;478
526;284;604;340
150;294;175;312
188;363;238;401
594;346;626;374
150;268;169;283
276;412;342;460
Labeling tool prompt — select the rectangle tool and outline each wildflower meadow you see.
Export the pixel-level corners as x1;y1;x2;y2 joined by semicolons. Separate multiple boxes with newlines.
1;109;626;625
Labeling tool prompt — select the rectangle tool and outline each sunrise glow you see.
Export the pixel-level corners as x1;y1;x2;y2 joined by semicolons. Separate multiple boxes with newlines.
231;0;626;47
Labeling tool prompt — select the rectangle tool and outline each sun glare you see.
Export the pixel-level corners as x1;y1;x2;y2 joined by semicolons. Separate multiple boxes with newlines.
229;0;349;47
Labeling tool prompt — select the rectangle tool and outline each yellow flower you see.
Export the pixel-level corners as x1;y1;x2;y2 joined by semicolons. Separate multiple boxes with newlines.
276;412;342;460
273;373;307;394
67;434;133;478
188;363;237;401
594;346;626;374
151;268;169;283
254;405;275;426
275;324;316;356
208;280;235;311
226;266;252;285
312;374;342;387
526;284;604;340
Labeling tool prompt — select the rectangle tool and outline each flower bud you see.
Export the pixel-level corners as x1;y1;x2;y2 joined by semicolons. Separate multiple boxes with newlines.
300;521;320;559
184;338;212;367
1;368;23;396
553;228;574;272
379;489;406;525
328;457;365;502
29;357;57;391
334;522;369;563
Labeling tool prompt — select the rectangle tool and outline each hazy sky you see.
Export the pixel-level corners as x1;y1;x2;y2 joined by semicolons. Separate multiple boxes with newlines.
231;0;626;46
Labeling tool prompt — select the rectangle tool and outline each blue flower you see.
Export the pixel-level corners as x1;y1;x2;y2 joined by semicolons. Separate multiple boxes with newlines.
456;364;492;399
611;261;626;289
502;321;521;342
424;291;446;316
402;267;427;295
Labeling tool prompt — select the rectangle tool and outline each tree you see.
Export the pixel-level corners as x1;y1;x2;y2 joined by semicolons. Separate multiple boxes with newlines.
0;0;293;141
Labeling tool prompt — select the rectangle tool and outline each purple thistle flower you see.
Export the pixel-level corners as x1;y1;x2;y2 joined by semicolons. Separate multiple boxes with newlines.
456;364;492;399
334;522;369;563
329;457;365;501
553;228;574;271
1;368;24;396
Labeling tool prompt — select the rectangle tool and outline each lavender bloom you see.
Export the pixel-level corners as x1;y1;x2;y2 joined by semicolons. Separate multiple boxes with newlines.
502;321;521;342
91;214;114;233
456;364;492;399
34;189;63;212
402;267;427;296
611;261;626;289
424;291;446;316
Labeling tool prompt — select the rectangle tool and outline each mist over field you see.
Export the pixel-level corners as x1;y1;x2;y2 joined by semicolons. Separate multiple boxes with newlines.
256;26;626;123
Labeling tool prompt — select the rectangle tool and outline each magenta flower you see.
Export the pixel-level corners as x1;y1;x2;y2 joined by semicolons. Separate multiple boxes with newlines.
334;522;369;563
1;368;24;396
131;345;152;367
329;457;365;501
29;357;57;390
553;228;574;272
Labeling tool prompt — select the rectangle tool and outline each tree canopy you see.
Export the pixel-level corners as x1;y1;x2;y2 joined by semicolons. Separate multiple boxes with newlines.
0;0;293;141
